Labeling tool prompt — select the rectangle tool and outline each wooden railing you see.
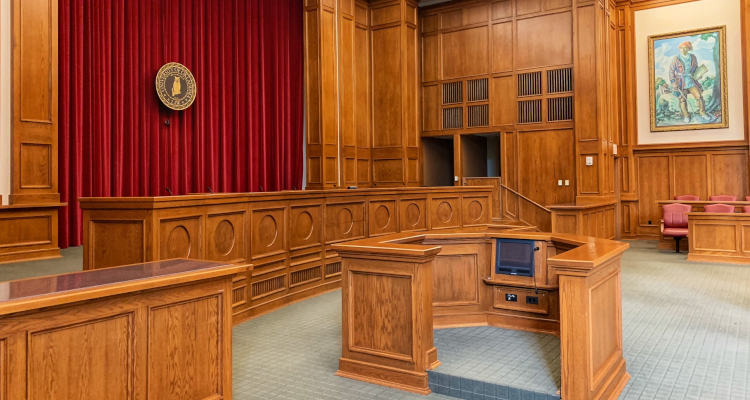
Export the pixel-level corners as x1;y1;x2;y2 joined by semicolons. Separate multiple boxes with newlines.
500;184;552;232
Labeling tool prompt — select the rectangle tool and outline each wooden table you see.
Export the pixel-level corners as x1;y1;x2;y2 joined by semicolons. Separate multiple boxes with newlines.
333;226;630;399
0;259;247;400
687;212;750;264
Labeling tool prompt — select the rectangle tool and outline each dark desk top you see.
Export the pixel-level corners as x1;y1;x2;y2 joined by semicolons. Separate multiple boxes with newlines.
0;259;246;315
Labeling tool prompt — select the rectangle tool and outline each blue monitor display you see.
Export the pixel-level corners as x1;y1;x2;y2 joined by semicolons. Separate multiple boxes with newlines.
495;239;535;277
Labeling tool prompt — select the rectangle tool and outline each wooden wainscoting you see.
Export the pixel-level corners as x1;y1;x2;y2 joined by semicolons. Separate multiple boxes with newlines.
0;203;64;264
79;187;493;325
620;135;749;241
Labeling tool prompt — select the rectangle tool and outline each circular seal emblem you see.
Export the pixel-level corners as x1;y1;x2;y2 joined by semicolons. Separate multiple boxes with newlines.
156;62;197;111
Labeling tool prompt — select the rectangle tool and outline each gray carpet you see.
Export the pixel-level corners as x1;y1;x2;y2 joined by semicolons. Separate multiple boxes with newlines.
1;241;749;399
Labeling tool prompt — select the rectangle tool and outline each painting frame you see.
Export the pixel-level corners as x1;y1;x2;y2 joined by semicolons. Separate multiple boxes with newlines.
648;25;729;132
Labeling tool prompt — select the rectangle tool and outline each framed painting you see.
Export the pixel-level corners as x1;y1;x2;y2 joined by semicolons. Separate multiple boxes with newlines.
648;26;728;132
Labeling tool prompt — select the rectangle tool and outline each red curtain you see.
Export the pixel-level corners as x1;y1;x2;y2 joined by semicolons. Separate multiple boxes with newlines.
58;0;304;248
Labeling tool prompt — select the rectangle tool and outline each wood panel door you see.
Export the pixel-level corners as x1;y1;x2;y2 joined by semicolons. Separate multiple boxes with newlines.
517;129;575;207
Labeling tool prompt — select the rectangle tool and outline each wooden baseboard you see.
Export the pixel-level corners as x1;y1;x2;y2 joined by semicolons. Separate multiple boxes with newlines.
687;253;750;265
232;280;342;325
336;358;430;395
0;249;61;265
433;311;560;335
0;205;62;265
589;359;630;400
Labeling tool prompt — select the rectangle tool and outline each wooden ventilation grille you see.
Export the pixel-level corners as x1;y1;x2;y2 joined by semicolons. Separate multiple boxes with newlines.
468;104;489;127
325;261;342;277
467;78;489;102
518;99;543;124
443;107;463;129
232;285;247;307
517;72;542;97
290;266;322;287
251;275;285;300
547;68;573;94
442;81;463;104
548;97;573;121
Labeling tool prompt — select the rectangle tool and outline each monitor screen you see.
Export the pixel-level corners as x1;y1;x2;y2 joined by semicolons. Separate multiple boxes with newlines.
495;239;535;277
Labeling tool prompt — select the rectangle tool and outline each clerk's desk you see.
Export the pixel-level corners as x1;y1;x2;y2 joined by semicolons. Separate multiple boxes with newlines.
0;259;246;400
333;226;630;400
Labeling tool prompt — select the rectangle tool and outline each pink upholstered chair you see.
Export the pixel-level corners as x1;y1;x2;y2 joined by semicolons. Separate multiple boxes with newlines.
709;194;737;201
704;204;735;213
674;194;700;201
661;203;691;253
746;196;750;201
744;206;750;213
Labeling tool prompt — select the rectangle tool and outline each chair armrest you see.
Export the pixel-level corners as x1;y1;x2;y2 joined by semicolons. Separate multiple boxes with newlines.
660;219;664;234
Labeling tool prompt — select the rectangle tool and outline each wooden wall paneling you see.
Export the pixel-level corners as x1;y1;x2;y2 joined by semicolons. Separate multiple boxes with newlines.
368;199;398;236
399;196;428;231
515;11;573;70
430;196;461;229
635;154;670;236
517;129;575;207
10;0;60;205
673;154;708;200
158;213;203;261
432;243;481;307
83;209;151;270
461;195;491;226
325;200;366;242
205;204;247;264
710;152;749;199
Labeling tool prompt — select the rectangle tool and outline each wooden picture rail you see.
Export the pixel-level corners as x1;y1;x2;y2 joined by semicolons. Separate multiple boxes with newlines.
657;200;750;251
79;187;493;325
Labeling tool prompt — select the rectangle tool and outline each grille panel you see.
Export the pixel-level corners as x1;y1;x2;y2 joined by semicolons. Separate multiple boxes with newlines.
443;107;463;129
518;99;542;124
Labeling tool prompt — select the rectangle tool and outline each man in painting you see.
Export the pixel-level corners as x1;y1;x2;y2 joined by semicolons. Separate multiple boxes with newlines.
669;40;710;123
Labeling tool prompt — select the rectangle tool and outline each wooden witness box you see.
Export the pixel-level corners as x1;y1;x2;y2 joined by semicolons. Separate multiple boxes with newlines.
687;212;750;264
78;187;493;324
0;259;246;400
334;227;630;399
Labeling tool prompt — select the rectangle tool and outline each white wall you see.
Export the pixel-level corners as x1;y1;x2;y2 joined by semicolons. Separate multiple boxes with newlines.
0;0;11;205
635;0;744;145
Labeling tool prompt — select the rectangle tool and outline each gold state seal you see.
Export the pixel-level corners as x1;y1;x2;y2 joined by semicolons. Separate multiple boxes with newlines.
156;62;197;111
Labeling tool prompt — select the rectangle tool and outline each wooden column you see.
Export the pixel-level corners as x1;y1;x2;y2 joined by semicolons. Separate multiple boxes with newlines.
0;0;63;264
555;253;629;399
574;0;616;205
10;0;59;205
305;0;340;189
370;0;420;188
335;244;441;394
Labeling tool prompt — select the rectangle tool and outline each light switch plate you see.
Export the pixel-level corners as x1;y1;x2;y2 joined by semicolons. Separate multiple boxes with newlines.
454;176;459;182
613;144;618;155
565;180;570;186
558;180;562;186
586;156;593;166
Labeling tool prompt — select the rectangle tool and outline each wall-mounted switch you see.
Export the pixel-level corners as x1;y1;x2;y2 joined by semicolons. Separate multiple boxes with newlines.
613;144;618;155
558;180;563;186
454;176;459;182
565;180;570;186
586;156;594;166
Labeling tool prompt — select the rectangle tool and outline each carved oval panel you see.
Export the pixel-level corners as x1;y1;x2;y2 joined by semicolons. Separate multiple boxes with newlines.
214;220;235;256
258;215;278;247
437;202;453;223
295;211;314;241
468;200;484;222
166;225;191;258
374;205;390;229
338;208;354;234
406;203;421;227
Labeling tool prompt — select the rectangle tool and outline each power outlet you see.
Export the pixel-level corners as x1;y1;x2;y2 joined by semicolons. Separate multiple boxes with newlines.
526;296;539;305
506;294;517;302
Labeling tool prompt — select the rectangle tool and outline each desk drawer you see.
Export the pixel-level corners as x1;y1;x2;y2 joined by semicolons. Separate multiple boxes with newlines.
493;286;549;315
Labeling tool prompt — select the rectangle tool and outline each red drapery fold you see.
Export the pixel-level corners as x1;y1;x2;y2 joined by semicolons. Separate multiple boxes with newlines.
58;0;304;248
